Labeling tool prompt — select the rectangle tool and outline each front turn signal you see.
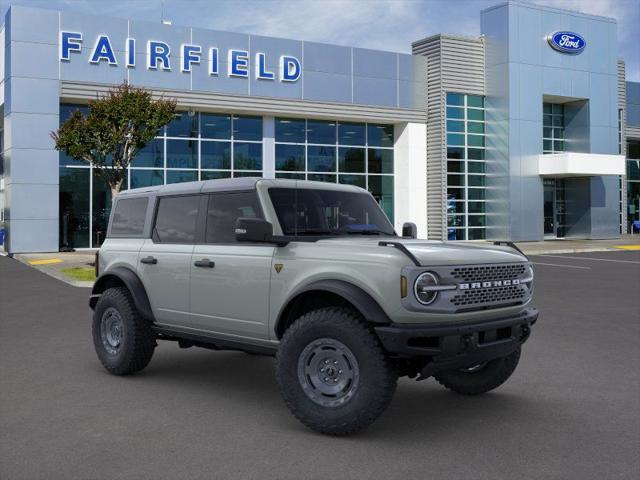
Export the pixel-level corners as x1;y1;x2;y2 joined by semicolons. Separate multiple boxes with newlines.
400;275;408;298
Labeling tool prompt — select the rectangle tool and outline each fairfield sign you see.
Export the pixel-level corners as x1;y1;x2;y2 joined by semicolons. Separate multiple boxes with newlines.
59;31;302;82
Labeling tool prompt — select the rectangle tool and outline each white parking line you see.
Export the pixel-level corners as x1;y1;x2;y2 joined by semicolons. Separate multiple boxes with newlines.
531;262;591;269
539;254;640;265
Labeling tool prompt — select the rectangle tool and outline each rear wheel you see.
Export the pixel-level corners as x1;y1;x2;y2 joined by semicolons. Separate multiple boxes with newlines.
92;287;156;375
434;348;521;395
275;307;397;436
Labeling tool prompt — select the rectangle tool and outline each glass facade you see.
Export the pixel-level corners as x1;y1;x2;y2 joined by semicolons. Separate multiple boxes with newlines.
58;104;263;248
58;105;396;248
445;92;486;240
543;103;565;154
274;118;395;222
627;139;640;232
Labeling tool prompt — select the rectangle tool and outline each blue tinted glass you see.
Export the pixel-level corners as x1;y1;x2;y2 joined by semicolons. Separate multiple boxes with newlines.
132;138;164;168
166;139;197;169
447;120;464;133
201;113;231;139
276;173;305;180
339;175;366;188
233;171;262;178
338;147;365;173
366;124;394;147
167;111;198;138
368;148;394;174
233;142;262;170
307;174;336;183
201;171;231;180
201;141;231;169
447;147;464;159
275;118;306;143
446;106;464;119
307;145;336;172
275;144;305;171
338;122;366;146
446;92;464;106
130;169;164;188
59;151;86;167
166;170;197;184
233;115;262;141
467;95;484;108
59;166;90;248
368;176;394;223
467;109;484;121
467;134;485;147
467;122;484;134
468;148;484;160
447;133;465;146
307;120;336;144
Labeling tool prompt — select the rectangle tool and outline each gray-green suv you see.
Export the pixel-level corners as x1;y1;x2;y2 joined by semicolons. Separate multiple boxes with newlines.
90;178;537;435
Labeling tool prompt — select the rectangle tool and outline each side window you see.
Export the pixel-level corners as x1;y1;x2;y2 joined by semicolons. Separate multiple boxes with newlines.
153;195;200;244
205;192;263;243
110;197;149;236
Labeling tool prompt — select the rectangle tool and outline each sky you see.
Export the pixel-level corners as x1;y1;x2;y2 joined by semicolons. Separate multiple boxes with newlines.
1;0;638;80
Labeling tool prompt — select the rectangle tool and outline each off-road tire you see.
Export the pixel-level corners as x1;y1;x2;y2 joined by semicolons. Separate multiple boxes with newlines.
275;307;397;436
92;287;156;375
434;347;521;395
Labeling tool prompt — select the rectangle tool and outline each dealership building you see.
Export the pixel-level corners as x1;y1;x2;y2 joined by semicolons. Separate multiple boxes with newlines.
0;1;639;252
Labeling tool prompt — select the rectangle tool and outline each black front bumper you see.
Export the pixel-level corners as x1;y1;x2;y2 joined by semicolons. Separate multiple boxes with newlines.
375;308;538;377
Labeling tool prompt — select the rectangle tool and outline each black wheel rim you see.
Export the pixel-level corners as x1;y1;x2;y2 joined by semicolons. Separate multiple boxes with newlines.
297;338;360;408
100;307;124;356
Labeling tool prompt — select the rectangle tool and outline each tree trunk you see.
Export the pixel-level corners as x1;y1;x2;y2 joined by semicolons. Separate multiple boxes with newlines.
110;178;123;203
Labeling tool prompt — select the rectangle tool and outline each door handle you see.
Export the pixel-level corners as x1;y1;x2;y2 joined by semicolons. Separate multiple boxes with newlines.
194;258;215;268
140;256;158;265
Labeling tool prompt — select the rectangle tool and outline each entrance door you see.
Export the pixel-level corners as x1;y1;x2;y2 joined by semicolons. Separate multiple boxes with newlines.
543;179;567;238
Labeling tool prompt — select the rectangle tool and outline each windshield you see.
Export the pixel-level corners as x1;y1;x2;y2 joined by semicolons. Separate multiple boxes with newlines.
268;187;396;237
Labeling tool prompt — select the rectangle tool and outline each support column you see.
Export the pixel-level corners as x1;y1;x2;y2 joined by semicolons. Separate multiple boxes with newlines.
262;116;275;179
3;6;60;253
394;122;427;238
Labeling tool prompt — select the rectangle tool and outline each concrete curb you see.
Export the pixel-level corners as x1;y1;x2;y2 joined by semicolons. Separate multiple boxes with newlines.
520;247;622;255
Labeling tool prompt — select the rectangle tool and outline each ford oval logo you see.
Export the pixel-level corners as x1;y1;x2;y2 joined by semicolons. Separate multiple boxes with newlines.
547;31;586;54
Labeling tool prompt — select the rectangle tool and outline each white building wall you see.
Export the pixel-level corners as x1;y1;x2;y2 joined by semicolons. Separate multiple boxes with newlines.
394;122;427;238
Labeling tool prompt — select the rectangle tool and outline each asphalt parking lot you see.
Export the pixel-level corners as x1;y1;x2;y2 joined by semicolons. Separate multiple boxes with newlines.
1;250;639;479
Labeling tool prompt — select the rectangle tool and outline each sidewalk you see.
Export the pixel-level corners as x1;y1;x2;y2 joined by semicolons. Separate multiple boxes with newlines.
468;234;640;255
10;251;96;288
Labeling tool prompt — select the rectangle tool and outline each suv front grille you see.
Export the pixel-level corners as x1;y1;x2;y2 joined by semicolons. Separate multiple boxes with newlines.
450;264;527;283
450;284;527;308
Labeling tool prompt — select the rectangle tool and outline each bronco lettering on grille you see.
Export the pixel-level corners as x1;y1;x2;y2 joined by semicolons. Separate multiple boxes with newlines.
458;279;520;290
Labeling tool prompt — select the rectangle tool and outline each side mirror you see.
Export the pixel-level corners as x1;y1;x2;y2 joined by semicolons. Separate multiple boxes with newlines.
402;222;417;239
235;217;274;243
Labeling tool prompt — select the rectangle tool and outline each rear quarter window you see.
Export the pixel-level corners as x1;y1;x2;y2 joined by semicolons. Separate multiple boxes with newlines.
110;197;149;236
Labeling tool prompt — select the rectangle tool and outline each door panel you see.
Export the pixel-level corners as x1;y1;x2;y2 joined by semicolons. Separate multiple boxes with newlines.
190;244;274;338
138;239;194;327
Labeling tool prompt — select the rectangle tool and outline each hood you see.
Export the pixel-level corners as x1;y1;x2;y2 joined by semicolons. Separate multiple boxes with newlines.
315;237;527;266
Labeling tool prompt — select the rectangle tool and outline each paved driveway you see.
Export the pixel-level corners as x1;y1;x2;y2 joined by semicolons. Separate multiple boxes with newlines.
1;251;638;479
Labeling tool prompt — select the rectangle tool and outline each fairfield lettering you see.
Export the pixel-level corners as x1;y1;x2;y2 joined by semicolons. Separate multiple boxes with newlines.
59;31;302;82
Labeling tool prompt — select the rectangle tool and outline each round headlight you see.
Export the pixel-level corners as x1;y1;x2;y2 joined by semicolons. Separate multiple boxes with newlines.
414;272;439;305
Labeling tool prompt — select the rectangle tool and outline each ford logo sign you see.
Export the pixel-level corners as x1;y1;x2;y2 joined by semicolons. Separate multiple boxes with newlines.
547;31;586;54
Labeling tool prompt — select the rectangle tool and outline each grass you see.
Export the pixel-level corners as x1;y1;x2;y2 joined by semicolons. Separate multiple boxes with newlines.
61;267;96;282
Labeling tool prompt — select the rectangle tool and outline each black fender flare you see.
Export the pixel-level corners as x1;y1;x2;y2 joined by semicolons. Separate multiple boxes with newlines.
89;267;154;321
275;279;391;337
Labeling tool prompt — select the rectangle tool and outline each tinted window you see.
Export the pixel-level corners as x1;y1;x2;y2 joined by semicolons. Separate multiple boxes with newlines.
206;192;263;244
110;197;148;236
268;188;394;236
154;195;200;243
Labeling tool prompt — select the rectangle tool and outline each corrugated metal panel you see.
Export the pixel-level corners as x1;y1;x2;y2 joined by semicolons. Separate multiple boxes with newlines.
618;60;626;110
412;34;485;240
60;81;427;124
626;125;640;139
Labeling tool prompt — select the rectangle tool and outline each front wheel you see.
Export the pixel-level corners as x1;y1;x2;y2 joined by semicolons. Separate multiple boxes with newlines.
434;347;521;395
275;307;397;436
